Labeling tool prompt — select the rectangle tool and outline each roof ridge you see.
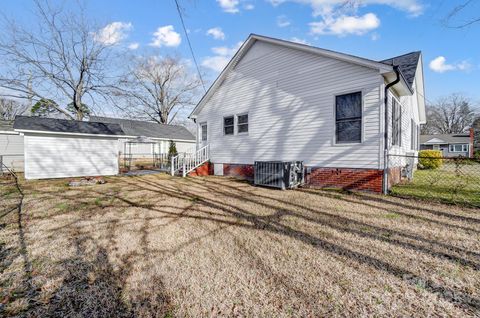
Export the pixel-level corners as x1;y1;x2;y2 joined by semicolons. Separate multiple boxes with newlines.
380;51;421;63
90;116;187;129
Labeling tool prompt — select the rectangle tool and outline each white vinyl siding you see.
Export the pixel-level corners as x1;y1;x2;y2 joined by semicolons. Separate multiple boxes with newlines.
24;133;119;179
0;133;24;172
196;41;383;169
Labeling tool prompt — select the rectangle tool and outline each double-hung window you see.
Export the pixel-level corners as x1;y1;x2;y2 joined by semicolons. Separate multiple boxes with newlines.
335;92;362;144
237;114;248;133
200;123;207;141
392;98;401;146
449;144;468;152
410;119;417;150
224;116;234;135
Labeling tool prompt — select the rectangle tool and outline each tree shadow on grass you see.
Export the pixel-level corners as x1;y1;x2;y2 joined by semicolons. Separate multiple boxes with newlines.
119;176;480;314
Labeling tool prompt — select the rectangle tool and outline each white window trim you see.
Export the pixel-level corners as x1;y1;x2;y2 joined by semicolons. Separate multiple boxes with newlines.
449;144;469;153
236;112;249;135
391;95;402;148
332;89;364;146
223;115;235;136
199;122;207;142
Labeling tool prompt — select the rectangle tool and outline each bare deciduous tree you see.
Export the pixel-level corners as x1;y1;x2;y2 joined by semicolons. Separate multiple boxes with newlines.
425;93;476;134
442;0;480;28
115;55;202;124
0;0;117;120
0;97;28;120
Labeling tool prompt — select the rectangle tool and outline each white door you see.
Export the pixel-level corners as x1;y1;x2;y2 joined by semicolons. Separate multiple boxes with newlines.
24;134;119;179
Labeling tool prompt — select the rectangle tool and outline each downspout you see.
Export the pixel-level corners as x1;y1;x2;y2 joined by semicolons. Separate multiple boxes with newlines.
383;65;400;194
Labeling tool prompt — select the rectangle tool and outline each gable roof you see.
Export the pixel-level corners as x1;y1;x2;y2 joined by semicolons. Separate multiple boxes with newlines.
420;134;471;144
381;51;421;91
190;34;419;119
14;116;125;136
90;116;195;141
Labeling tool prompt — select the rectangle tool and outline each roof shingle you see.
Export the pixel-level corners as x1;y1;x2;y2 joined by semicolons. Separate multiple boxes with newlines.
90;116;195;141
13;116;125;136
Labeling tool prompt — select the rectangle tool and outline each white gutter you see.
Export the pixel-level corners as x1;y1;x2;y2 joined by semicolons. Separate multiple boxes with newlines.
0;130;19;135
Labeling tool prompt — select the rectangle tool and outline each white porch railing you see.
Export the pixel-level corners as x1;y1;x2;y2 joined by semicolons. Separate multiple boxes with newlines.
170;144;209;177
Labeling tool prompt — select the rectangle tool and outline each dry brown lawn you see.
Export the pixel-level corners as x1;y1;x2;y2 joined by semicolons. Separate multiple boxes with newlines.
1;173;480;317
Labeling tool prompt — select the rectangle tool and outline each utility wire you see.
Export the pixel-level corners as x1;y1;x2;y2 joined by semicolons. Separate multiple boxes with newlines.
174;0;207;93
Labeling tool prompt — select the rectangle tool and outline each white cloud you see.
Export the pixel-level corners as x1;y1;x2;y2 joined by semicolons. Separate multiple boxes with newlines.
290;37;311;45
94;22;132;45
277;15;291;27
150;25;181;47
429;56;472;73
266;0;423;17
128;42;139;50
206;27;226;40
310;13;380;36
244;3;255;10
370;32;380;41
217;0;240;13
202;42;243;72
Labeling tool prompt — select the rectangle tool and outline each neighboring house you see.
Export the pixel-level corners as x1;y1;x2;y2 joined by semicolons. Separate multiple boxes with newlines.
420;132;474;158
189;34;426;193
0;120;24;172
13;116;125;179
90;116;196;157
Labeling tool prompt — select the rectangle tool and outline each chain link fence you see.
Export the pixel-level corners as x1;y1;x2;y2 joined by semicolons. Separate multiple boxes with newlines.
388;154;480;207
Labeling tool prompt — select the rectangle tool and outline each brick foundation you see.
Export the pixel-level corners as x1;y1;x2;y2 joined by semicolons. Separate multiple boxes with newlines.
189;162;390;193
187;161;213;177
307;167;383;193
223;163;254;180
387;166;402;189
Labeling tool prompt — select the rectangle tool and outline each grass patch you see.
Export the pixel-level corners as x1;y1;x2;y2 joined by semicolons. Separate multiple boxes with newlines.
1;174;479;317
391;165;480;207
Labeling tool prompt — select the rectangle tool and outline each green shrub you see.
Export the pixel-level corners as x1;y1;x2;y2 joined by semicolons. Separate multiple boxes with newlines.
418;150;443;169
474;150;480;160
168;140;178;159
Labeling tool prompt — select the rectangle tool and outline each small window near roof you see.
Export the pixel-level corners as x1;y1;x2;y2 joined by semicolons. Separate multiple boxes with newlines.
335;92;362;144
201;123;207;141
224;116;234;135
237;114;248;133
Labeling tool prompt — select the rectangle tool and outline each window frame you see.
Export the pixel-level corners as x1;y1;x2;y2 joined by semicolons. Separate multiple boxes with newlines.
449;144;469;152
391;97;402;147
333;90;364;145
236;113;249;135
223;115;235;136
200;122;208;142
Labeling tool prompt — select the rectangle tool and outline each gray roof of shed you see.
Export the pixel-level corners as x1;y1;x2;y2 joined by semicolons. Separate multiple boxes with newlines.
13;116;125;136
420;134;470;144
90;116;195;141
381;51;421;90
0;120;14;131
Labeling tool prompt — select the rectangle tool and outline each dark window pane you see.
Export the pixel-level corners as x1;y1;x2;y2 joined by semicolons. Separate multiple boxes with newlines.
336;92;361;120
238;124;248;133
238;114;248;124
224;126;234;135
224;116;234;126
201;125;207;141
336;120;361;143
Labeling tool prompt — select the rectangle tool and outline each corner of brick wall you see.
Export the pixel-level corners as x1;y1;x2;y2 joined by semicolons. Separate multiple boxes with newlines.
307;167;383;193
223;163;254;180
188;161;213;177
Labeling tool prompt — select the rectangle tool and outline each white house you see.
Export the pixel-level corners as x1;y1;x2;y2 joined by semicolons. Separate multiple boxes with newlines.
13;116;125;179
0;120;24;173
420;132;474;158
189;34;426;192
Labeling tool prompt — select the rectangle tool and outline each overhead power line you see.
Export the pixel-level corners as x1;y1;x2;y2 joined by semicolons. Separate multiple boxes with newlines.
174;0;207;93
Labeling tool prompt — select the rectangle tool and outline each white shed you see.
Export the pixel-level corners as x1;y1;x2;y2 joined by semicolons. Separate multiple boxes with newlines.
14;116;125;180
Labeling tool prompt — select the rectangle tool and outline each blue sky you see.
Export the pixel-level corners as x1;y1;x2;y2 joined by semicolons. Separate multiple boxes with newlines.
2;0;480;104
